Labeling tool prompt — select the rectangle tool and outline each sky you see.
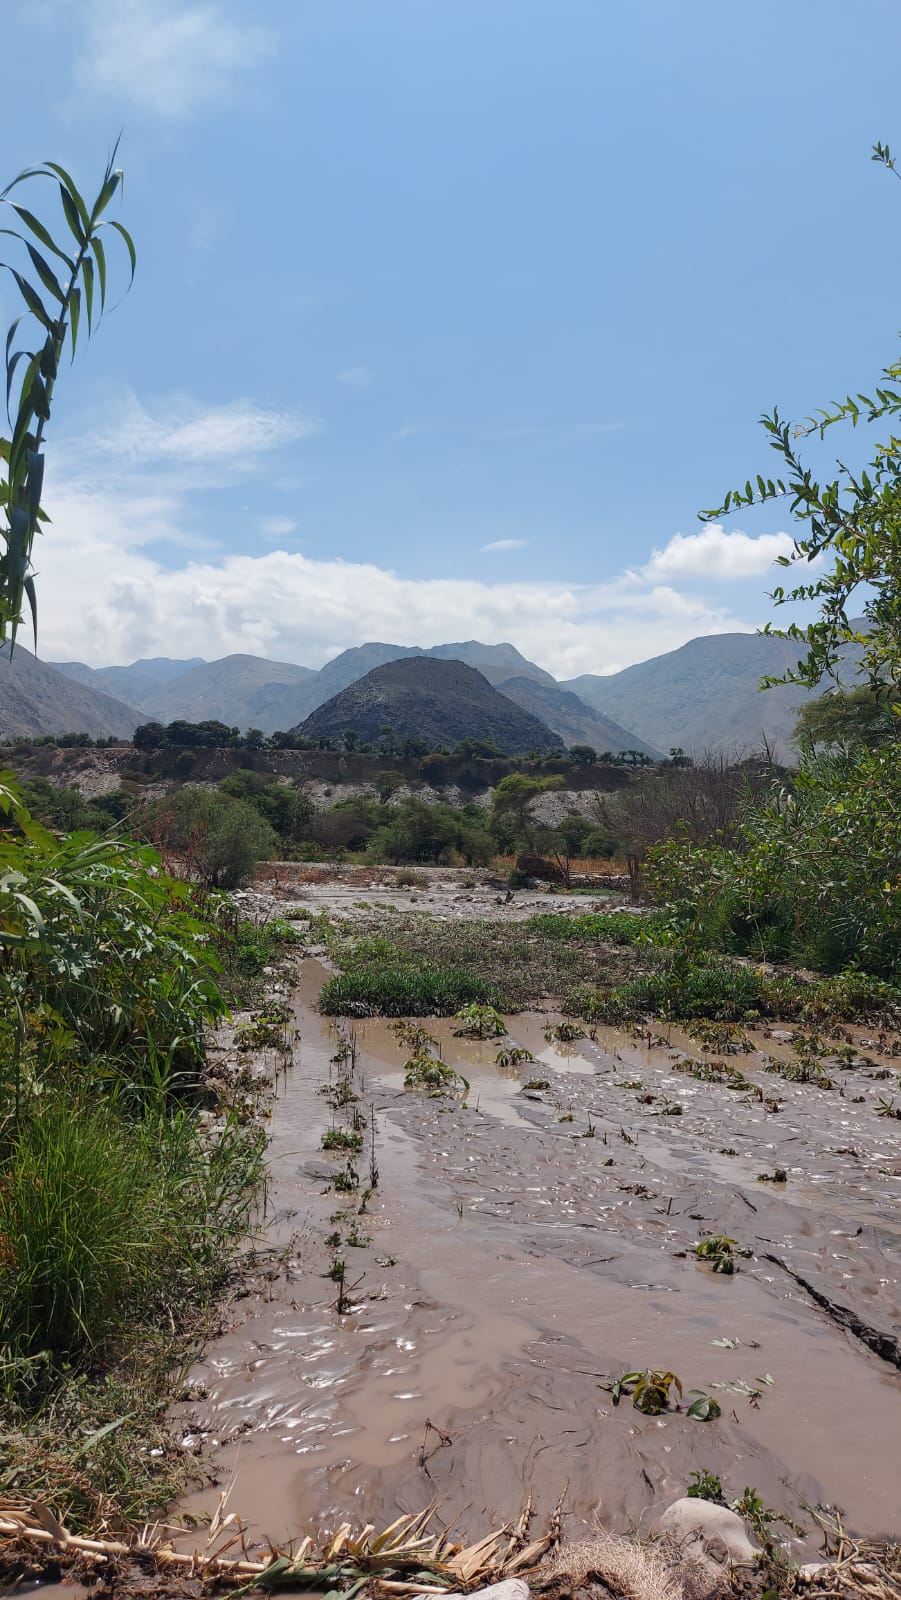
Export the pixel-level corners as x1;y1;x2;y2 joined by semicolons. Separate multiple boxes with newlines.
2;0;900;679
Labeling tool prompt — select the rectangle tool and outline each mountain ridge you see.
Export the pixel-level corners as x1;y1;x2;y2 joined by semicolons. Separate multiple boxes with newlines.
22;629;866;753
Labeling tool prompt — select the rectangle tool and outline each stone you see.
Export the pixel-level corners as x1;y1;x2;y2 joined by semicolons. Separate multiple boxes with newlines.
441;1584;530;1600
414;1584;529;1600
652;1499;761;1568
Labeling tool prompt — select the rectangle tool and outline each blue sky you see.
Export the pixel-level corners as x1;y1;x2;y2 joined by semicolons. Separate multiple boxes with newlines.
3;0;900;676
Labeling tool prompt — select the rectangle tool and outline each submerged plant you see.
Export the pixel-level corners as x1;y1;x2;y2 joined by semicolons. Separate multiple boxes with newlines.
687;1469;725;1503
606;1368;721;1421
544;1021;586;1044
404;1056;467;1094
608;1369;682;1414
694;1235;751;1275
495;1045;535;1067
453;1003;506;1038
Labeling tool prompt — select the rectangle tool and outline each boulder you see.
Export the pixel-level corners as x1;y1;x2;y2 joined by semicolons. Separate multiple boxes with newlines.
652;1498;761;1568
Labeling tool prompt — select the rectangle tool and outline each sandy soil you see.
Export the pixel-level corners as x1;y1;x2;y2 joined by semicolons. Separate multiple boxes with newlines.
245;862;631;925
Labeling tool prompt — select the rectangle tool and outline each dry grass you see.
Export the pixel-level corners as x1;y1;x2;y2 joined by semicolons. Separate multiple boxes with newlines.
0;1497;558;1594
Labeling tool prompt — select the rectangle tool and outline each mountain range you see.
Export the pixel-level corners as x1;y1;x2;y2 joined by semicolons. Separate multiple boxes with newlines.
0;628;863;753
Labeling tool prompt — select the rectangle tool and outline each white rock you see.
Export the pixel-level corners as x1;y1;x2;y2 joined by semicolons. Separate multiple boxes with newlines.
465;1584;531;1600
652;1499;761;1567
415;1585;529;1600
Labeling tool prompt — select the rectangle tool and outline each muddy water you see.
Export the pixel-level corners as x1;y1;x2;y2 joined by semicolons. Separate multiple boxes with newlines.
174;965;901;1553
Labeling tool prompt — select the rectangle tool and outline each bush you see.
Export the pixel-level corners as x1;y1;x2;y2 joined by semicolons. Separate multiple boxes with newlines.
0;829;228;1108
647;747;901;978
144;785;279;888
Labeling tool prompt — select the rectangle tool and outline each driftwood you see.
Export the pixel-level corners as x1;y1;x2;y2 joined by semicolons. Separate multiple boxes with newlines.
763;1253;901;1369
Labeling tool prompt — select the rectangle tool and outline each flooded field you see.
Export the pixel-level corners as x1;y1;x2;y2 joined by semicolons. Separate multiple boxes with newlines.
175;958;901;1556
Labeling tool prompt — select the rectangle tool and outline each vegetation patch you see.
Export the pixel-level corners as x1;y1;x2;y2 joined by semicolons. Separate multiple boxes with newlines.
319;912;655;1016
526;910;669;945
319;962;493;1017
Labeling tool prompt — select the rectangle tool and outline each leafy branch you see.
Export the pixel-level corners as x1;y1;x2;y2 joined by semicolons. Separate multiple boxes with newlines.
699;141;901;697
0;142;136;648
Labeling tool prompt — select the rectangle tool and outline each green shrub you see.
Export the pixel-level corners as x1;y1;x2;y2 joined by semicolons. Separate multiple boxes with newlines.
647;748;901;979
143;786;278;888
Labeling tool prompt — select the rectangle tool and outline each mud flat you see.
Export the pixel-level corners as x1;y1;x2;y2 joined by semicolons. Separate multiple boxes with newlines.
173;960;901;1557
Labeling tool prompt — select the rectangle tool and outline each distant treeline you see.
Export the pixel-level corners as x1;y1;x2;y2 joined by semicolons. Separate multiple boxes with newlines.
6;719;686;768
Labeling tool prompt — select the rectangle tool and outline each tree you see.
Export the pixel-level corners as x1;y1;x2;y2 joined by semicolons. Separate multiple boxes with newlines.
490;773;562;852
454;737;504;760
0;147;135;647
570;744;598;766
133;722;167;751
703;143;901;699
794;685;900;750
144;787;278;889
375;768;406;804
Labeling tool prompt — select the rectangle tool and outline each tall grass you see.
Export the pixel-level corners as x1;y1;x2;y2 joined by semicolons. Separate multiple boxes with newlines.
0;1097;263;1380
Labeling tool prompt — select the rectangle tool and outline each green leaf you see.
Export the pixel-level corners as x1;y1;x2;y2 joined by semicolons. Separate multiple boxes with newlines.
8;268;52;330
58;183;85;246
6;346;33;411
687;1394;721;1421
23;574;37;646
43;163;91;230
92;234;107;308
3;203;74;271
24;241;65;304
92;168;122;221
69;285;81;358
26;449;44;524
82;253;94;331
102;218;137;283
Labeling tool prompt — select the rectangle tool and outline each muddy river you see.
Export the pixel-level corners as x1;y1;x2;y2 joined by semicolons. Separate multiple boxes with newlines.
175;961;901;1556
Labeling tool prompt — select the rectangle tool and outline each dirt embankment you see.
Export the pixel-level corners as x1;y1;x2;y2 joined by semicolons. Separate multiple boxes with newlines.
2;743;631;816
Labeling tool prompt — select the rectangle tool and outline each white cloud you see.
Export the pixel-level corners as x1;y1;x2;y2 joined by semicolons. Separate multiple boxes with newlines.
74;0;273;120
31;394;767;678
86;395;317;468
481;538;526;553
34;482;756;679
640;524;794;582
260;515;298;541
337;367;374;391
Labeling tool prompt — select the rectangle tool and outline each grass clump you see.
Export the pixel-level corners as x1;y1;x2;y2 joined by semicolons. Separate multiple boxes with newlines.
319;963;493;1017
323;913;655;1013
0;1099;263;1376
